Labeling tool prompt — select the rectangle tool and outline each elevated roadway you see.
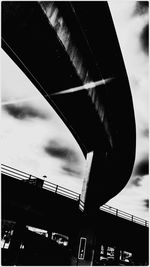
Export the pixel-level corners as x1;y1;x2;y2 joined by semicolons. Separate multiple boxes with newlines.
2;1;136;209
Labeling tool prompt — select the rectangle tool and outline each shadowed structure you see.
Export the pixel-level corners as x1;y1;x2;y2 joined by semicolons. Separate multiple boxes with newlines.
1;2;140;266
2;1;136;210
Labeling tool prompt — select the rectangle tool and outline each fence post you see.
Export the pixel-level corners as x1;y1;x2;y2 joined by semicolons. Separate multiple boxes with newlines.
131;215;134;222
116;209;118;216
55;185;58;194
78;194;81;207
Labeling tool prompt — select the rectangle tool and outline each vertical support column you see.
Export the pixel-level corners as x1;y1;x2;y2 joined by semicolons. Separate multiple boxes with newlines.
75;213;97;266
104;245;108;257
92;242;100;265
114;246;120;264
77;233;95;265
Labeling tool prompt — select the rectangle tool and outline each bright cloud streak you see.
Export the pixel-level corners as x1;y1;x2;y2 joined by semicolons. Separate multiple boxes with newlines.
51;78;114;95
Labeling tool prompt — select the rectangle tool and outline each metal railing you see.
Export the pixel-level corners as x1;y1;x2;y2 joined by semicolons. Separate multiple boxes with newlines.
1;164;80;201
100;205;149;227
1;164;149;227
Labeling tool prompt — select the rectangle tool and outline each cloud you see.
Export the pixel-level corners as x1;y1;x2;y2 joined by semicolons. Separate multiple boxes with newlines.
44;139;84;178
131;176;142;187
134;2;149;16
133;2;149;55
61;165;81;177
134;158;149;176
142;127;149;138
143;199;149;209
44;139;79;163
140;23;149;55
3;103;48;120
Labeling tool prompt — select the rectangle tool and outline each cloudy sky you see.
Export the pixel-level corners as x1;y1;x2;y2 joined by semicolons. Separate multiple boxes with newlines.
1;49;86;192
1;2;149;220
107;1;149;220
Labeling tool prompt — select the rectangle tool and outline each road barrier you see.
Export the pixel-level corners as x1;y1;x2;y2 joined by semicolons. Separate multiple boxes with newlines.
1;164;148;227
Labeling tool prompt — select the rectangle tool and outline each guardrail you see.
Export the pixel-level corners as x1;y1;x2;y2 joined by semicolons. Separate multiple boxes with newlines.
1;164;149;227
100;205;149;227
1;164;80;201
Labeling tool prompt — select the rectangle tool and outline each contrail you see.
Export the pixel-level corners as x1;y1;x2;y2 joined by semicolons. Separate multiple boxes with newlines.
2;78;114;105
1;96;42;106
51;77;114;95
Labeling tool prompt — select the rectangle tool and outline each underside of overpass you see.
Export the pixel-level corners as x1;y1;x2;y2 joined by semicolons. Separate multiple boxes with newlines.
2;1;136;209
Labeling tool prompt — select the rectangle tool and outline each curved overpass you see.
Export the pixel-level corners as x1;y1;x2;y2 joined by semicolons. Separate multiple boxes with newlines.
2;1;136;209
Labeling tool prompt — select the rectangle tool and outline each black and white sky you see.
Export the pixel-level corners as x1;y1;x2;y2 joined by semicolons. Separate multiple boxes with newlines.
1;1;149;220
